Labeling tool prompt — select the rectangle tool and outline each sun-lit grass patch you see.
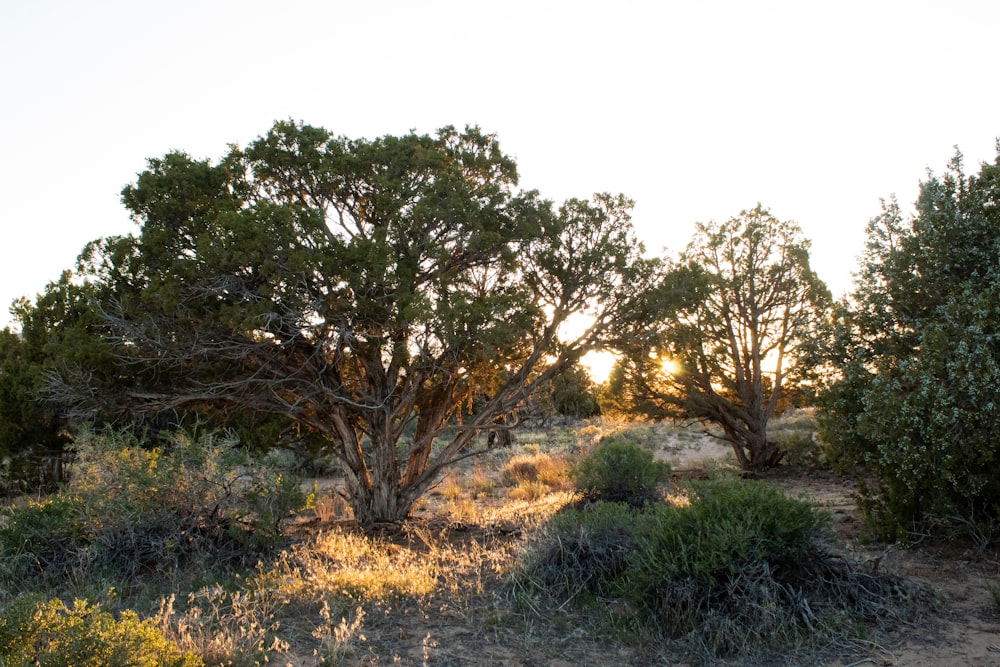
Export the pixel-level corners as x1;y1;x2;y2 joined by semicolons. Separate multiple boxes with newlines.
442;497;481;523
506;480;551;502
276;530;438;601
501;451;570;487
156;586;293;667
311;489;348;524
466;462;497;499
664;488;691;507
575;423;608;449
312;602;366;665
499;450;571;503
478;491;576;530
437;473;464;501
154;498;569;665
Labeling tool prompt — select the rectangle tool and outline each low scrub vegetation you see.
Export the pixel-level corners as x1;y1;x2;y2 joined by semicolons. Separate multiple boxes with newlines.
0;597;200;667
500;449;572;501
768;408;829;467
515;469;927;661
0;428;307;598
570;434;671;505
0;419;936;665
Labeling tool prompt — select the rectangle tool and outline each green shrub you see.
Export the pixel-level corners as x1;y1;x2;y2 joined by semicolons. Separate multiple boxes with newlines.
818;152;1000;541
623;479;830;654
0;597;201;667
0;495;90;588
517;477;922;660
570;435;670;504
549;361;602;418
0;428;308;593
541;479;824;597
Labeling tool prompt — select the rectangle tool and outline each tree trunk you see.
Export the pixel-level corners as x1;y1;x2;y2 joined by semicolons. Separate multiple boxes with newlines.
347;480;413;528
340;428;457;529
340;430;416;529
734;414;784;471
743;431;784;470
343;462;424;528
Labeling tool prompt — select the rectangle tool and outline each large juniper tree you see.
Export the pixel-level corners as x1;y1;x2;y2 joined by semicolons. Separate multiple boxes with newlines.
45;121;650;527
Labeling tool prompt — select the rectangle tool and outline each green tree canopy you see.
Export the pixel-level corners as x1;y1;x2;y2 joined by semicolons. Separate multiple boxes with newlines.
819;147;1000;538
0;272;112;493
617;204;830;469
548;361;602;420
44;121;650;527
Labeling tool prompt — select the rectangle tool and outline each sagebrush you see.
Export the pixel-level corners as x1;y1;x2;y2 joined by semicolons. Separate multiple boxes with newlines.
516;476;926;660
570;434;670;505
0;428;307;595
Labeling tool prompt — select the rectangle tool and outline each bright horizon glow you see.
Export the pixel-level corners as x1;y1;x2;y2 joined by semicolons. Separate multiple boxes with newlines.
3;2;999;331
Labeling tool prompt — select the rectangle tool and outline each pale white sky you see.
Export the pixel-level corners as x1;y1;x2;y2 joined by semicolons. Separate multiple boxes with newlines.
2;0;999;329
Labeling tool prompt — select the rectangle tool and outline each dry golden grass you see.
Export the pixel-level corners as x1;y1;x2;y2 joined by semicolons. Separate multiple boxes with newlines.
500;451;569;487
311;490;348;524
156;587;294;666
466;461;497;499
437;473;464;502
152;476;580;665
498;451;573;504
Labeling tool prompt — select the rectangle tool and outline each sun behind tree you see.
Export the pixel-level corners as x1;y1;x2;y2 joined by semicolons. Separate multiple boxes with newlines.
615;204;831;470
36;121;652;528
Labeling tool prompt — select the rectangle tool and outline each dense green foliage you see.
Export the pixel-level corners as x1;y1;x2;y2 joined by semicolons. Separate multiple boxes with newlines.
0;328;65;494
616;205;830;470
548;361;602;419
0;429;306;594
0;597;201;667
819;148;1000;540
547;478;826;596
0;274;110;493
36;121;649;527
570;435;670;504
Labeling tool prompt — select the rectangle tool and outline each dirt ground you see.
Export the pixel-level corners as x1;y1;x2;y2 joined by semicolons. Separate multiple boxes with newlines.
766;466;1000;667
302;431;1000;666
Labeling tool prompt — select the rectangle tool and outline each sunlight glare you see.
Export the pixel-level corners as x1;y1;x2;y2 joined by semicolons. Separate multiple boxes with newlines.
581;350;616;384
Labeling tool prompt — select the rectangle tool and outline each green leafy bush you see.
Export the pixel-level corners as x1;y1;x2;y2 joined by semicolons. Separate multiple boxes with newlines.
819;150;1000;540
0;322;70;496
0;597;201;667
570;435;670;504
518;477;922;660
0;428;308;592
549;361;602;418
0;495;88;583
